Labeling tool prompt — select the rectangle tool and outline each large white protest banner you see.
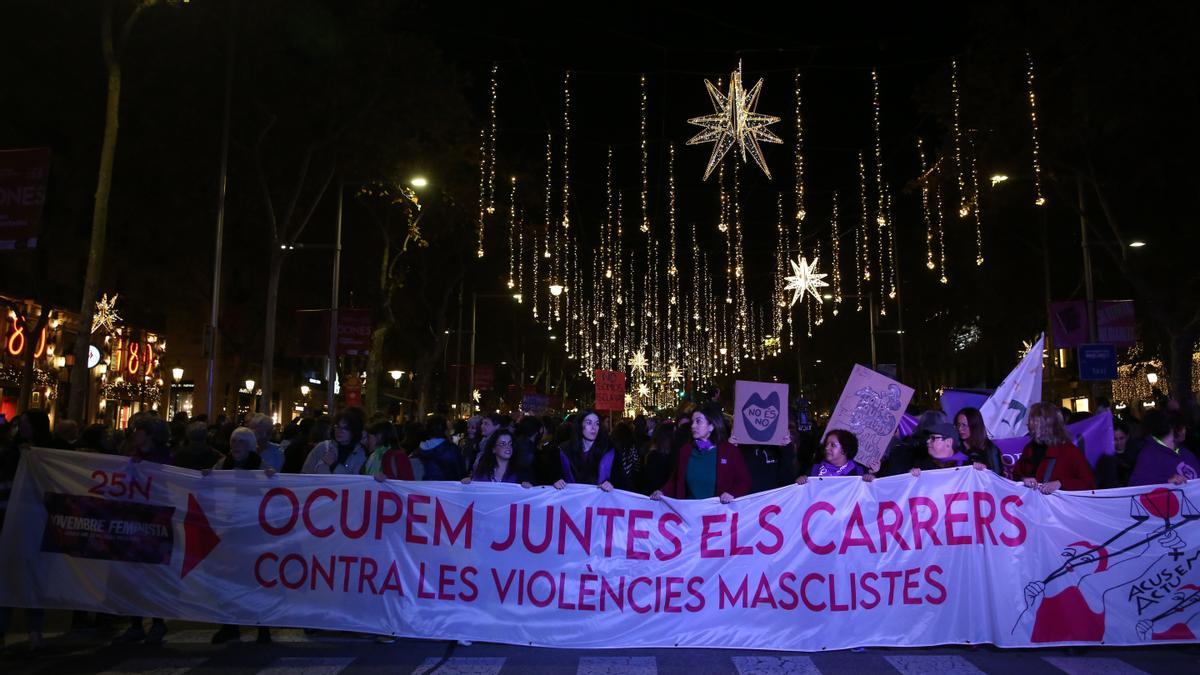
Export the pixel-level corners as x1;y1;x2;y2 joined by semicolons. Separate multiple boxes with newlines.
824;364;915;471
2;448;1198;650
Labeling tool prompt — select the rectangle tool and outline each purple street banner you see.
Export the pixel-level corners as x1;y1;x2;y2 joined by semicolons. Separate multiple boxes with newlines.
3;448;1200;649
1051;300;1137;348
0;147;50;250
825;365;915;471
730;380;789;446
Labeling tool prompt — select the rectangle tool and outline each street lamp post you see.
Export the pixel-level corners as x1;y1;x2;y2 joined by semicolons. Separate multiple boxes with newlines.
171;366;183;418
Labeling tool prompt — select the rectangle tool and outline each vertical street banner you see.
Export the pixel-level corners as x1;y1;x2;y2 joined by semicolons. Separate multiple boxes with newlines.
730;380;789;446
3;448;1199;650
824;364;915;471
593;370;625;412
0;148;51;250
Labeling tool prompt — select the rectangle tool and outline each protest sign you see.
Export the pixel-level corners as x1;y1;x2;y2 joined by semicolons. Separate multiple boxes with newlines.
824;364;915;471
593;370;626;411
730;380;788;446
3;448;1197;650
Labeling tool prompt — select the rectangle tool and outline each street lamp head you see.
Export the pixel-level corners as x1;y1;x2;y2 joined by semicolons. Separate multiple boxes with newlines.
1147;372;1159;385
1128;240;1147;248
300;385;310;396
549;284;564;297
410;177;428;188
389;370;403;382
989;174;1010;186
245;379;256;392
171;367;184;382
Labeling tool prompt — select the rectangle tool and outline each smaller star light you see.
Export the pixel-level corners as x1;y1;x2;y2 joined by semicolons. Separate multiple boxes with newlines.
637;383;650;398
624;393;633;406
92;293;121;334
471;389;481;403
667;364;683;384
628;349;649;376
783;256;829;307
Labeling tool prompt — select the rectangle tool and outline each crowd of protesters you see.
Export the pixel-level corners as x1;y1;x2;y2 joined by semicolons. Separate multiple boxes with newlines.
0;395;1197;649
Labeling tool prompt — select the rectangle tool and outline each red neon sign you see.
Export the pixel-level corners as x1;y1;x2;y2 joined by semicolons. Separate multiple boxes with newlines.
5;315;47;359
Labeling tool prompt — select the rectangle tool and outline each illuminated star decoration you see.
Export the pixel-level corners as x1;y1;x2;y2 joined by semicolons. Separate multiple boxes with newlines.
472;389;481;403
637;383;651;398
783;256;828;307
687;63;783;180
92;293;121;334
624;393;633;406
667;364;683;384
628;349;649;376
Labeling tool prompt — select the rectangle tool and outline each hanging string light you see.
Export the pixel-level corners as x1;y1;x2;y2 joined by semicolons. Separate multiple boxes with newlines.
969;132;984;266
507;176;517;290
871;69;890;314
543;132;561;322
936;182;948;284
1026;50;1047;207
918;138;935;271
794;70;807;226
476;63;499;258
885;188;897;300
952;60;969;219
773;193;786;343
830;191;842;315
640;74;650;234
561;71;572;233
732;163;748;370
856;151;869;312
667;145;680;358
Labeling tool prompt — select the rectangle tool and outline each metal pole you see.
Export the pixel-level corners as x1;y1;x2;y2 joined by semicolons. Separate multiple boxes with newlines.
1042;207;1054;401
868;293;878;370
1078;177;1100;404
204;0;236;417
326;177;343;413
468;292;477;412
454;283;464;410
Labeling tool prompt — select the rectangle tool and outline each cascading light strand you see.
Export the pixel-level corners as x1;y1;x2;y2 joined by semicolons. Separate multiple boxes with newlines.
830;191;842;315
952;60;968;219
969;133;984;266
918;137;935;271
507;176;517;289
640;74;650;234
936;181;948;284
1026;50;1046;207
794;70;807;227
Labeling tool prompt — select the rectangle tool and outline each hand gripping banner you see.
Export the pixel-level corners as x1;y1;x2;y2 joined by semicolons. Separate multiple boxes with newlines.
1;448;1198;650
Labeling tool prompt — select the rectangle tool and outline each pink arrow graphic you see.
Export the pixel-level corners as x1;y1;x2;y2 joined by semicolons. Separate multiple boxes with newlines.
182;493;220;579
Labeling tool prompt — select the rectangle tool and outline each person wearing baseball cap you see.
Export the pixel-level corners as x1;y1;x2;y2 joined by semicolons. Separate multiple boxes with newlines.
908;419;988;477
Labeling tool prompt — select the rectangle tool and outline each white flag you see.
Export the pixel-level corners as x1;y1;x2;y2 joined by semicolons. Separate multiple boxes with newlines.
980;333;1044;438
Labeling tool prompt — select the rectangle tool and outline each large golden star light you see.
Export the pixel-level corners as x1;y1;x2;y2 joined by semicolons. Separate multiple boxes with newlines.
783;256;828;307
667;364;683;384
687;64;783;180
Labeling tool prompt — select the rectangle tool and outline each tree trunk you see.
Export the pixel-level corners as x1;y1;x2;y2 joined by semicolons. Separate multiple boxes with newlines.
68;1;124;424
1168;330;1197;407
260;249;286;420
363;320;390;415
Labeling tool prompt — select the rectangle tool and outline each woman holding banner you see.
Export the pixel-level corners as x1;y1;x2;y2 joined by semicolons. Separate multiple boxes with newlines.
954;407;1004;475
549;410;627;491
462;428;532;486
1013;402;1095;493
794;429;873;483
651;403;750;502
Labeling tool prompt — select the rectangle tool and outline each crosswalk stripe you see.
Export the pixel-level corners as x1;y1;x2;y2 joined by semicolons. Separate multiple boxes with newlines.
412;657;506;675
98;658;208;675
1042;656;1149;675
578;656;657;674
732;655;820;674
883;655;985;675
256;657;355;675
